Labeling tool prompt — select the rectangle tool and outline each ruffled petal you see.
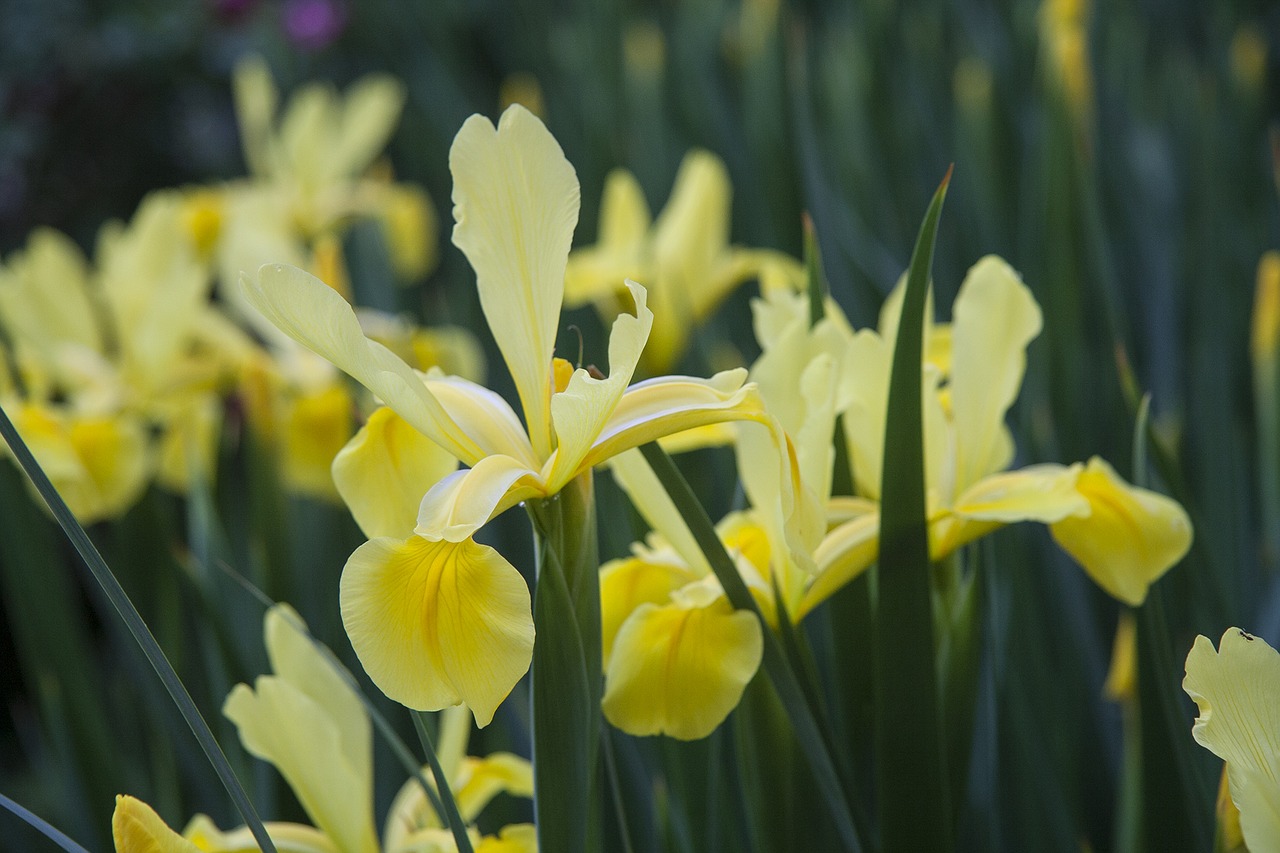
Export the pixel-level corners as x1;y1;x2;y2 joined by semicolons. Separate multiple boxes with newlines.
1048;457;1192;605
333;406;460;539
415;455;545;543
948;256;1041;494
1183;629;1280;851
112;796;202;853
241;264;482;464
449;105;578;459
546;281;653;489
182;817;339;853
603;588;763;740
340;536;535;726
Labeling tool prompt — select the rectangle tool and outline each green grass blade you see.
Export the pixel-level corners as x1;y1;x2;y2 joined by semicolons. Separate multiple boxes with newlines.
0;402;278;853
0;792;91;853
412;712;475;853
875;167;952;852
638;441;865;853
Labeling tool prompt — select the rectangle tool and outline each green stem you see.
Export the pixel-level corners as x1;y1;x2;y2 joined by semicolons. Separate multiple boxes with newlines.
0;402;278;853
875;169;951;852
412;712;475;853
0;792;91;853
639;442;864;852
526;473;602;853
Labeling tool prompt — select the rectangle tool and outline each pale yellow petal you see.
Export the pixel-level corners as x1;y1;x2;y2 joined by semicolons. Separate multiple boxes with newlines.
421;375;536;467
449;105;578;459
333;406;459;538
840;329;891;500
477;824;538;853
279;85;338;194
232;55;278;178
564;168;650;307
801;511;880;619
241;264;482;464
332;75;405;178
182;816;340;853
652;150;731;303
340;535;535;726
582;370;767;469
281;381;353;501
608;448;709;574
113;796;202;853
415;455;545;543
1049;457;1193;606
454;753;535;823
262;605;372;803
603;590;762;740
1183;629;1280;851
546;280;652;489
224;631;379;853
948;256;1041;494
932;463;1089;557
599;555;701;666
0;228;102;360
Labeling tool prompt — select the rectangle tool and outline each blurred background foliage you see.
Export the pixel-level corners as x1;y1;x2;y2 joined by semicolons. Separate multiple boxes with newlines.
1;0;1278;850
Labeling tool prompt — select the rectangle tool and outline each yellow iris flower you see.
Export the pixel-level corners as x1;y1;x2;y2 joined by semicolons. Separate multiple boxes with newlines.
1184;628;1280;852
564;149;803;373
820;254;1192;610
111;606;535;853
0;192;255;515
600;256;1194;740
240;105;774;726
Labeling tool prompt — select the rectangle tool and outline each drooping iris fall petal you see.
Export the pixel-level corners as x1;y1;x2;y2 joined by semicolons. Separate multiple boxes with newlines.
340;536;535;726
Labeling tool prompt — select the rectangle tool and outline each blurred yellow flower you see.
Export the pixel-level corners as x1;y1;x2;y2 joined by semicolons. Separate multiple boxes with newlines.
1183;628;1280;852
243;105;776;725
565;149;803;373
112;606;536;852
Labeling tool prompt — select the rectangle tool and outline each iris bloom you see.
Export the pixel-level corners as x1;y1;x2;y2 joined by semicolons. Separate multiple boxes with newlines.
564;149;802;372
822;254;1192;609
601;257;1194;739
0;193;253;515
111;605;535;853
1183;628;1280;851
242;105;774;725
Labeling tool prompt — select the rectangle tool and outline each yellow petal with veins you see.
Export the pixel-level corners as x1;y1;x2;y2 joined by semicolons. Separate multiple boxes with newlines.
1049;457;1192;605
1183;629;1280;852
242;264;482;465
340;535;534;726
449;105;578;459
182;816;339;853
547;280;652;489
333;406;459;539
603;587;762;740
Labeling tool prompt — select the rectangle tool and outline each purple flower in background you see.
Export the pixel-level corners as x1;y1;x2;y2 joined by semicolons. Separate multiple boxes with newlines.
282;0;347;51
